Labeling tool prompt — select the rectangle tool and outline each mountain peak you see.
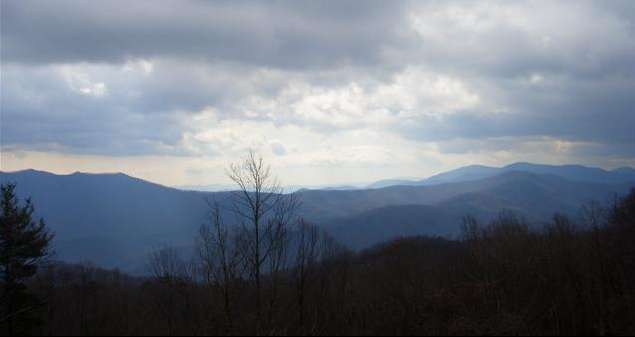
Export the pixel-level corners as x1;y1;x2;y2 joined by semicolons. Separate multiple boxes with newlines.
4;168;53;175
69;170;132;178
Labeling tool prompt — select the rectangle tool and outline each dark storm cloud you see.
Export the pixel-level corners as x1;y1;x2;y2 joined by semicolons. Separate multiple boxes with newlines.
1;0;415;155
399;73;635;146
1;0;634;165
0;64;187;156
1;0;411;69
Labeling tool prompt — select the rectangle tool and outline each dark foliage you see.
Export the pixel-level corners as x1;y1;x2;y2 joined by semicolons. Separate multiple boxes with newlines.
0;183;53;336
14;189;634;335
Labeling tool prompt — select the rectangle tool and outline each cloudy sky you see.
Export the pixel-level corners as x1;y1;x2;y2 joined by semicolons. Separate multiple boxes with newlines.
2;0;634;187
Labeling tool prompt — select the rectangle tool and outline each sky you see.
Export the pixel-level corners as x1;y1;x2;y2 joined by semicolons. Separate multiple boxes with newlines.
1;0;635;187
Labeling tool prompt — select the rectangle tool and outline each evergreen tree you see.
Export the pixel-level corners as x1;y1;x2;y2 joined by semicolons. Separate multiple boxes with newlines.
0;183;53;336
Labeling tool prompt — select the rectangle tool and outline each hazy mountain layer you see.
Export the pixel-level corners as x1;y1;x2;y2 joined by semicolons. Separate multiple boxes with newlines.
368;162;635;188
2;164;633;272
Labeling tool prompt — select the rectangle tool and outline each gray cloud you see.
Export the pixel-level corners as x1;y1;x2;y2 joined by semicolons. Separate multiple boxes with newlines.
1;63;187;155
398;73;635;145
1;0;410;69
1;0;634;168
270;142;287;156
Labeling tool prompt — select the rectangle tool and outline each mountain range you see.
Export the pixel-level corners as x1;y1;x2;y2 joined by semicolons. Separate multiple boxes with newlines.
368;162;635;188
1;163;634;273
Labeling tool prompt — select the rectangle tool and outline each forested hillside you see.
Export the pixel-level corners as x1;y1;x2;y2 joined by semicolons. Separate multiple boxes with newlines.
15;189;635;335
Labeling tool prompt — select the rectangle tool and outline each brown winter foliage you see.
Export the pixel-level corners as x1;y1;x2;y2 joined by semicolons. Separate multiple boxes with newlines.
18;189;635;336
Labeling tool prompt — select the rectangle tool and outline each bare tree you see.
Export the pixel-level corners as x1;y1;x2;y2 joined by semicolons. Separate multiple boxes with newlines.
580;200;608;229
148;246;186;283
226;150;300;330
147;245;188;335
197;200;242;332
294;219;321;330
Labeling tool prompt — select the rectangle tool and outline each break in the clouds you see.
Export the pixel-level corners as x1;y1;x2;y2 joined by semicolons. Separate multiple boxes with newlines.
1;0;634;186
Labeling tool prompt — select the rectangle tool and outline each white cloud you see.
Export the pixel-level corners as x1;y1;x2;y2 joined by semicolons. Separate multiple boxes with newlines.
60;65;108;97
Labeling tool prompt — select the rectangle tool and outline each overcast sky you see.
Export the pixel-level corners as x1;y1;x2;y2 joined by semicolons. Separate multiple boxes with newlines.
2;0;634;187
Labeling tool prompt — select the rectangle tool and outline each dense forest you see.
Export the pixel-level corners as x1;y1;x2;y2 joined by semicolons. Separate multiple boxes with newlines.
1;155;634;336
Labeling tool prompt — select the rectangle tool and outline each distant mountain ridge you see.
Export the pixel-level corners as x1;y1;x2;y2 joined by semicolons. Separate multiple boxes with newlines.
313;171;634;248
1;163;634;272
368;163;635;188
0;169;213;272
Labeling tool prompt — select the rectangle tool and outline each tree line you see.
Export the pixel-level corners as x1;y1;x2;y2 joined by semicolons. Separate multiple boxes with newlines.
1;153;634;335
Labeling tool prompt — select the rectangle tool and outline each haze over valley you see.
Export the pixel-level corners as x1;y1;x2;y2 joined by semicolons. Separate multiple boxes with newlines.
2;162;633;272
